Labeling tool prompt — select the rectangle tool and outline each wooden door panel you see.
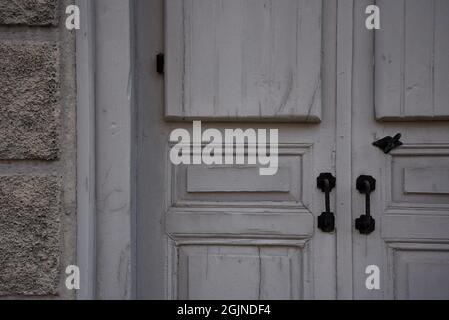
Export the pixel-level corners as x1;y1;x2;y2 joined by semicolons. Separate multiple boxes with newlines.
168;144;312;208
165;141;315;299
165;143;314;238
389;244;449;299
404;168;449;195
375;0;449;121
173;241;307;300
374;140;449;298
385;145;449;209
382;145;449;241
165;0;322;122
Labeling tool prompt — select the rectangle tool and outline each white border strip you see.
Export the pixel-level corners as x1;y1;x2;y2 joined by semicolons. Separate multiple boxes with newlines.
336;0;354;299
76;0;96;300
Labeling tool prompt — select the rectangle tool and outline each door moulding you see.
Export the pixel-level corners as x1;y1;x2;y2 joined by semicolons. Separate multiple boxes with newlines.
335;0;355;300
76;0;135;300
76;0;96;300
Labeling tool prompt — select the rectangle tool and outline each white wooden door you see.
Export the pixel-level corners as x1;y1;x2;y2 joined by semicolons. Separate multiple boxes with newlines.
135;0;339;299
352;0;449;299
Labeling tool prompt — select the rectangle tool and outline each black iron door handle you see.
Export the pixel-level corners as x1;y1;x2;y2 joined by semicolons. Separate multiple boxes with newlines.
355;175;376;234
317;173;336;232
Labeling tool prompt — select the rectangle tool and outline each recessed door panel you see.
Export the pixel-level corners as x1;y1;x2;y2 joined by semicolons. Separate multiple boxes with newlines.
392;245;449;300
176;244;304;300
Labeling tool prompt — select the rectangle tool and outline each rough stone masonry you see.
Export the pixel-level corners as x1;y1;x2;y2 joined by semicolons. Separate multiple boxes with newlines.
0;0;76;298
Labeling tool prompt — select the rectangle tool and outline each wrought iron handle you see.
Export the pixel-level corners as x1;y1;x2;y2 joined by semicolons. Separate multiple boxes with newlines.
355;175;376;234
317;173;336;232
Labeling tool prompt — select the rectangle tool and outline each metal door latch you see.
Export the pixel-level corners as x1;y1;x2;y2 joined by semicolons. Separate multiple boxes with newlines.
372;133;403;154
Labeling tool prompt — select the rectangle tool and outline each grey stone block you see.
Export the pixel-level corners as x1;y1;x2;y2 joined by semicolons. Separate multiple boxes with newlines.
0;41;60;160
0;175;61;296
0;0;58;26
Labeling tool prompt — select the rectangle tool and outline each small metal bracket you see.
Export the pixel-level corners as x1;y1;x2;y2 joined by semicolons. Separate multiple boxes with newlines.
156;53;164;75
373;133;403;154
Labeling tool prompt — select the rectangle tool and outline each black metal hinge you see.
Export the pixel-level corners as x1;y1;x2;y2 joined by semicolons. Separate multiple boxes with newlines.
156;53;164;75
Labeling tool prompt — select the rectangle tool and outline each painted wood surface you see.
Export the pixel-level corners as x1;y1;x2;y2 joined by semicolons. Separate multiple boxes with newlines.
375;0;449;120
165;0;322;122
136;0;449;300
404;167;449;194
135;0;339;300
353;0;449;300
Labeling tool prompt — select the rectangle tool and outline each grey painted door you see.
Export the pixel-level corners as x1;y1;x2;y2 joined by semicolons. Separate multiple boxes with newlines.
135;0;338;299
352;0;449;299
135;0;449;300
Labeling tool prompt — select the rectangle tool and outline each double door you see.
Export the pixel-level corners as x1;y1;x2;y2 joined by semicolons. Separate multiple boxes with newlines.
134;0;449;299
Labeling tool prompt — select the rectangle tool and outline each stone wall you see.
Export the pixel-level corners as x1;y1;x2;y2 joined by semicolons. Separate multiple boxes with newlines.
0;0;76;299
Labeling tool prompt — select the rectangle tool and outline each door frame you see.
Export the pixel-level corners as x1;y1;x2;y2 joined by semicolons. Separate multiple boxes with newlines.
76;0;136;299
75;0;96;300
75;0;357;300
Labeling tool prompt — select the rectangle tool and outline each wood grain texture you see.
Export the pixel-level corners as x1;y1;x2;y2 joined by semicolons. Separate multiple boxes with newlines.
177;245;302;300
375;0;449;121
386;243;449;299
165;0;322;122
187;166;291;193
404;167;449;194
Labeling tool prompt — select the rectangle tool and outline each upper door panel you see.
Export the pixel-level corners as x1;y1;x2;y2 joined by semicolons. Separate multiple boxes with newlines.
375;0;449;121
165;0;322;122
